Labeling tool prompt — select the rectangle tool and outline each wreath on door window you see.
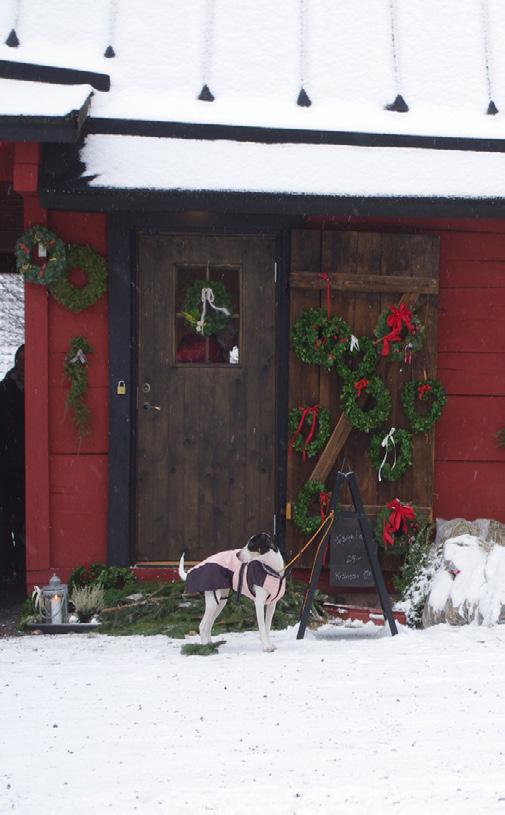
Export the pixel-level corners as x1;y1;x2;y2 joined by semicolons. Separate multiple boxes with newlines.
15;225;66;285
182;280;232;336
49;244;107;312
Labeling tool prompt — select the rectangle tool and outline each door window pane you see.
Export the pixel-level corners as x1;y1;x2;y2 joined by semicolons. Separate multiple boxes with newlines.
175;264;241;365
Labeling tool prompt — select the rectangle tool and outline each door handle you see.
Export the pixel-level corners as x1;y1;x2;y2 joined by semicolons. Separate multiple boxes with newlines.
143;402;161;411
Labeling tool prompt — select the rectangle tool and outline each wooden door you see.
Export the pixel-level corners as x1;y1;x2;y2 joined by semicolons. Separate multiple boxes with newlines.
287;230;440;563
136;234;276;563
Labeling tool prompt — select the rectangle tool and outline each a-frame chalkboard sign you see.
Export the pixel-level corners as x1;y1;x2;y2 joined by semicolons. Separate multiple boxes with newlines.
297;471;398;638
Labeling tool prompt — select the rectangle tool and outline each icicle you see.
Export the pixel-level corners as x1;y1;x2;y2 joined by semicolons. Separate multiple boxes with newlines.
481;0;499;115
198;83;215;102
198;0;215;102
103;0;118;58
384;0;409;112
297;0;312;107
5;28;19;47
385;93;409;113
297;88;312;107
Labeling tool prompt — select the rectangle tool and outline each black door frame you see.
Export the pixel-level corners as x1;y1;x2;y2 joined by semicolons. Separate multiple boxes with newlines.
107;212;297;566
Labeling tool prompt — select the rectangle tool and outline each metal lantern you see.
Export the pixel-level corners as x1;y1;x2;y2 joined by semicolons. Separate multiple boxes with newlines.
41;574;69;624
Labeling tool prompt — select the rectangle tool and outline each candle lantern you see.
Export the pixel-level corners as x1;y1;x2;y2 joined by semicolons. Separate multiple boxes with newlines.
41;574;69;624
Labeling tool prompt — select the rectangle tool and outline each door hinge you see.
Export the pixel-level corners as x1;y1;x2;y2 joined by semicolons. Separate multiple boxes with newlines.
274;261;278;283
273;513;277;536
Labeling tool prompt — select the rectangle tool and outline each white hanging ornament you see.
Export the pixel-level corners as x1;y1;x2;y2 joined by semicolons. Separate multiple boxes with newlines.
378;427;397;483
196;287;230;335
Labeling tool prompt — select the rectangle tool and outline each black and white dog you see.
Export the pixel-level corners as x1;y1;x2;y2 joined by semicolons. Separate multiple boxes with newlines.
178;533;285;652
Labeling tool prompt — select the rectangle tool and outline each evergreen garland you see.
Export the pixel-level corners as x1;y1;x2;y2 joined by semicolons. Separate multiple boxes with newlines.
374;304;424;362
291;308;351;370
15;225;66;285
64;336;93;440
293;480;333;535
368;428;413;482
374;499;424;555
49;244;107;312
182;280;232;336
288;404;331;459
334;335;378;382
401;379;447;433
340;375;391;432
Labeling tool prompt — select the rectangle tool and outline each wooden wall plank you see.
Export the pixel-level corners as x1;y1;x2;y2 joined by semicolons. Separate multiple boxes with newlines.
437;352;505;396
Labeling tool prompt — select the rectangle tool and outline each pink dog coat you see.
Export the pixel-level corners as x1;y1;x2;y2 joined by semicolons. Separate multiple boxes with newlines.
185;549;285;604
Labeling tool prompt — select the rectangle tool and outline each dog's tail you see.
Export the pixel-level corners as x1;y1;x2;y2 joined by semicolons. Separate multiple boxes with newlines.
178;553;188;581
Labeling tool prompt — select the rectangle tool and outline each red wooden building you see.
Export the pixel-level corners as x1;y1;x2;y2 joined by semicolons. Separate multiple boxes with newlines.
0;1;504;591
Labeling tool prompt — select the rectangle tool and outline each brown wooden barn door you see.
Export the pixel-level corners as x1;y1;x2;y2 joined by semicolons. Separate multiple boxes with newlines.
287;230;440;564
136;234;276;563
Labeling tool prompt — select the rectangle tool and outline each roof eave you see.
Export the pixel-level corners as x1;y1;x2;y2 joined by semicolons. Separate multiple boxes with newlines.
0;92;93;143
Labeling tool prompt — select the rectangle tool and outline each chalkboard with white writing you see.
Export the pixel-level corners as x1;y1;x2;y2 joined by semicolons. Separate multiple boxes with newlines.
329;512;377;588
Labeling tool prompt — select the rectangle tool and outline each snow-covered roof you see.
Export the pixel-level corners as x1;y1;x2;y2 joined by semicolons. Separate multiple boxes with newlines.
80;134;505;199
2;0;505;142
0;78;92;118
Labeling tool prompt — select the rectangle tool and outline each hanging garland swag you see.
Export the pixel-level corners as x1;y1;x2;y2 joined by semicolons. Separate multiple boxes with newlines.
375;499;423;555
368;427;413;482
293;480;334;535
15;225;66;285
334;335;378;383
288;404;331;460
49;244;107;312
292;308;351;370
182;280;232;336
341;375;392;433
374;303;424;363
401;379;447;433
64;336;93;440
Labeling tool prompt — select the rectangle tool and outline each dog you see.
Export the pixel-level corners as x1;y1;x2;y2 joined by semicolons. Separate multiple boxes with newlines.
178;533;285;652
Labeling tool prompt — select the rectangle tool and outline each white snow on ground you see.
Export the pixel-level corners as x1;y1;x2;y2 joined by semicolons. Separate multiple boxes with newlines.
2;624;505;814
82;133;505;198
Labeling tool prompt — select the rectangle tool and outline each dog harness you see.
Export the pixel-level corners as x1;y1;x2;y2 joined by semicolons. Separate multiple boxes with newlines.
185;549;285;605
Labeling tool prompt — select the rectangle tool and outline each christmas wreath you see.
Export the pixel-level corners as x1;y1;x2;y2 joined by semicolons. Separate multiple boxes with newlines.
374;303;424;363
334;335;378;382
15;225;66;285
340;375;391;433
49;244;107;312
293;480;333;535
292;308;351;370
375;499;424;555
288;404;331;460
64;336;93;440
401;379;447;433
182;280;232;336
368;427;413;482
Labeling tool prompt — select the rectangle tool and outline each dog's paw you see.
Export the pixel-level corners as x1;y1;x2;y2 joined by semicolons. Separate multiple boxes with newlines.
262;643;276;653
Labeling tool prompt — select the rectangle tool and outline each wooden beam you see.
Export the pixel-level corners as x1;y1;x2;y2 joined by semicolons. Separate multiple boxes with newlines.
308;413;353;482
290;271;438;294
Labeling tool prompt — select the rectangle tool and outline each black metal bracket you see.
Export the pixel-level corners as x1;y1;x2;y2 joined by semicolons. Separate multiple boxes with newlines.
297;470;398;638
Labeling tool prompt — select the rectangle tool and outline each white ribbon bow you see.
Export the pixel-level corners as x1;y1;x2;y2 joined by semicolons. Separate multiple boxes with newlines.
378;427;397;482
350;334;360;352
196;287;230;335
70;349;87;365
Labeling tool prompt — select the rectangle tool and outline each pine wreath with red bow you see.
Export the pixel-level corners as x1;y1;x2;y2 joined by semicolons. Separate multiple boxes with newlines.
374;303;424;363
375;499;424;555
401;379;447;433
288;404;331;460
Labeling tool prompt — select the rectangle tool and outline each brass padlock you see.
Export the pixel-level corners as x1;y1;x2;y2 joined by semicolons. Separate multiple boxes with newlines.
117;380;126;396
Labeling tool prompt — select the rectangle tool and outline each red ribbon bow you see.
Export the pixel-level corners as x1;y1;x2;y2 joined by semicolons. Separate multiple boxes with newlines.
382;498;416;547
290;404;319;462
320;273;331;318
379;304;414;357
319;490;331;521
354;378;369;397
418;383;431;400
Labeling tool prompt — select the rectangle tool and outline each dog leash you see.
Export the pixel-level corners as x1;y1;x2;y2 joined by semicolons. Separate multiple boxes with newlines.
283;511;335;575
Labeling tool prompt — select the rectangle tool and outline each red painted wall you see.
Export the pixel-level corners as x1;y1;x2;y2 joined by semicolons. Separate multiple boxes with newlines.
306;216;505;523
8;139;505;589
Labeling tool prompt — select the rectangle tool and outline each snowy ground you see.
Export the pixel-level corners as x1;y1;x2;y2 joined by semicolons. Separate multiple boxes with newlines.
2;623;505;815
